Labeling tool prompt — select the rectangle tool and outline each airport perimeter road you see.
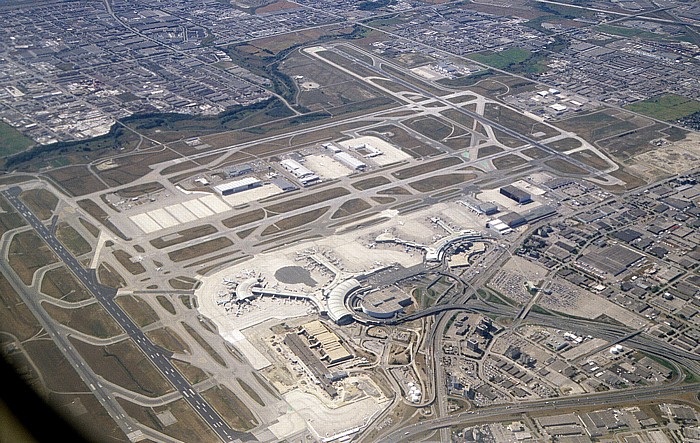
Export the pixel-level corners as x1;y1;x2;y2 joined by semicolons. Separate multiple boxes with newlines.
2;187;251;443
380;382;700;443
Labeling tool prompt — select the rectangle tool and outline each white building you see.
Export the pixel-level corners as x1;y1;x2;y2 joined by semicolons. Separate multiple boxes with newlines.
214;177;261;195
334;152;366;171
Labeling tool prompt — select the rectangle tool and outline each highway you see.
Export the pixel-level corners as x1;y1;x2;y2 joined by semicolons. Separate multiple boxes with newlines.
380;382;700;442
2;187;250;443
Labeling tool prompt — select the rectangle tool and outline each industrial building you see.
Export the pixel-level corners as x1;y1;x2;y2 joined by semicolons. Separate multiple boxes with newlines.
223;164;253;178
214;177;261;196
334;152;367;171
299;320;353;365
280;158;320;186
500;185;532;204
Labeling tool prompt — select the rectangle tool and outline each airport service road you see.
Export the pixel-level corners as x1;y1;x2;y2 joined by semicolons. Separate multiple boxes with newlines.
2;187;252;443
380;382;700;443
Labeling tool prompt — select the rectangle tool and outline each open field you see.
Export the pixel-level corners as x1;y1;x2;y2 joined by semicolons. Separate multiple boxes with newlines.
48;165;108;196
352;176;391;190
261;206;329;236
77;198;129;240
24;339;89;392
331;198;372;219
116;294;159;328
78;217;100;238
522;147;550;159
112;250;146;275
157;295;177;315
149;224;219;249
544;158;589;175
114;181;164;199
409;173;476;192
172;359;209;385
181;322;227;367
0;271;42;341
492;154;528;170
378;186;412;195
72;337;173;397
237;378;265;407
49;392;127;442
221;209;265;229
56;222;92;256
40;266;92;303
597;122;670;160
0;120;34;157
0;195;26;237
404;116;453;141
98;262;126;289
168;237;234;263
485;104;559;139
265;187;350;214
42;301;124;338
556;110;644;142
570;149;612;171
468;48;545;73
146;327;190;354
118;396;219;442
362;124;441;158
8;230;58;285
625;94;700;121
202;385;258;431
547;137;582;152
169;276;198;290
19;188;58;221
477;145;504;159
392;157;462;179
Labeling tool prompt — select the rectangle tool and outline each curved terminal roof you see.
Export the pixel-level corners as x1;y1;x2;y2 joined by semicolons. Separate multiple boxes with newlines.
236;277;259;301
326;278;359;324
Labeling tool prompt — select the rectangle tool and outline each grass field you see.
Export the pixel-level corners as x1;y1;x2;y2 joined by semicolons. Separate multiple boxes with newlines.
547;137;582;152
545;158;588;175
202;385;258;431
625;94;700;121
43;301;124;338
352;176;391;190
19;188;58;221
173;359;209;385
181;322;227;367
0;272;42;341
0;195;27;238
221;209;265;229
77;198;129;240
56;222;92;256
265;187;349;214
261;206;329;236
392;157;462;180
146;327;190;354
8;231;58;285
476;145;504;159
0;121;34;157
40;266;92;303
72;337;174;397
150;224;218;249
24;339;88;392
331;199;372;219
113;250;146;275
97;262;126;288
237;378;265;407
156;295;177;315
168;237;234;263
468;48;547;74
409;173;475;192
116;294;159;327
492;154;528;170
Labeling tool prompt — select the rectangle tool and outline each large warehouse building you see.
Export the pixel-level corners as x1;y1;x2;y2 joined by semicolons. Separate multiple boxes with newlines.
214;177;261;196
500;185;532;204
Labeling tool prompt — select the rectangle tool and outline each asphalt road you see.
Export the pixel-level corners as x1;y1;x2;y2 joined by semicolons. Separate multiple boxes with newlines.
2;187;251;443
381;382;700;442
